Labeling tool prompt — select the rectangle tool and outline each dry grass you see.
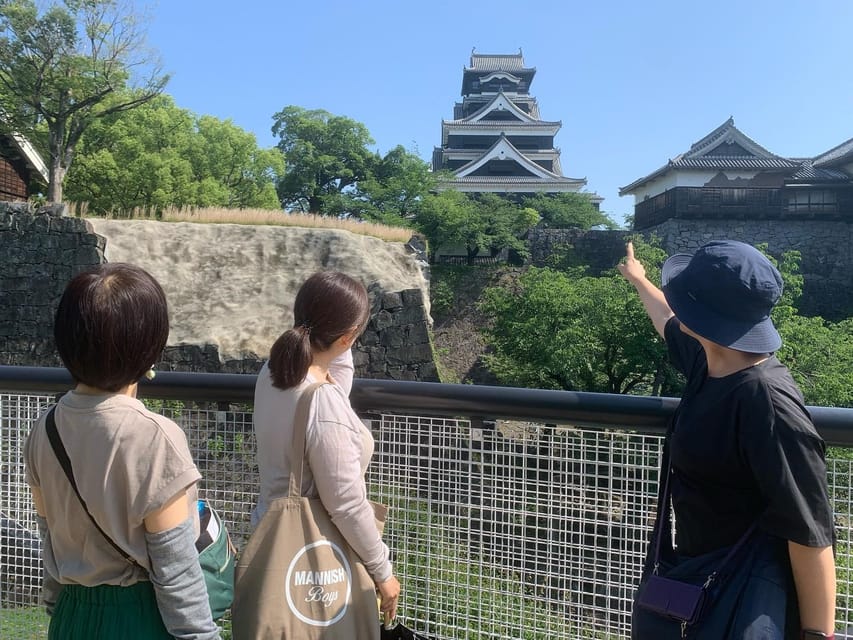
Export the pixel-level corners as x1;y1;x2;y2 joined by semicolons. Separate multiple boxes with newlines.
76;204;414;243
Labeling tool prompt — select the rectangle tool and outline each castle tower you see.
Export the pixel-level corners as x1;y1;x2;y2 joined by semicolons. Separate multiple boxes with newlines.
432;51;591;196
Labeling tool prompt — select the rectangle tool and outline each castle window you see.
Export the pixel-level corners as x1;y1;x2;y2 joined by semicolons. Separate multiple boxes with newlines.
786;190;837;213
720;188;748;204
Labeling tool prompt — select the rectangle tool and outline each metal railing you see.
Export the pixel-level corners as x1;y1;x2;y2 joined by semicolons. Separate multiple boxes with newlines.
2;365;853;639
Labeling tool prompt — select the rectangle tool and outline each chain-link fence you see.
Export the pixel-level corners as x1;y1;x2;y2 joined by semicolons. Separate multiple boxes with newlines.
2;391;852;639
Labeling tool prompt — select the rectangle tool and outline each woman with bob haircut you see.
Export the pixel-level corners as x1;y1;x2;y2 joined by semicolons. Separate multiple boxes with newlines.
24;263;220;640
251;270;401;629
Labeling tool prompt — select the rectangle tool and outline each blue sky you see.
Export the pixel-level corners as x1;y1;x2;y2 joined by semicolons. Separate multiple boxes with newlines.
140;0;853;225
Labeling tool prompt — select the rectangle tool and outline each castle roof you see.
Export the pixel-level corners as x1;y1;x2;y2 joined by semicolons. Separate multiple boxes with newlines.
449;91;539;124
440;174;590;194
0;117;48;183
620;117;799;195
462;51;536;96
441;119;561;146
813;136;853;167
788;161;850;182
454;135;568;181
467;52;532;73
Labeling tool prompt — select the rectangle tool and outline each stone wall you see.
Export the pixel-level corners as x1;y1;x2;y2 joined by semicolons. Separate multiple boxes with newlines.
0;206;439;381
526;220;853;319
528;227;631;274
646;219;853;318
0;203;105;366
358;286;437;381
155;285;437;381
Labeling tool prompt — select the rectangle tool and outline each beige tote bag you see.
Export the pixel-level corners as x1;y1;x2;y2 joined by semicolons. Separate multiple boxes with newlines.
232;382;387;640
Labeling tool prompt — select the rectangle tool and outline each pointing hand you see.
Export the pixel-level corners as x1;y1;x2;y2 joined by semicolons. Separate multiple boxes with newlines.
617;241;646;284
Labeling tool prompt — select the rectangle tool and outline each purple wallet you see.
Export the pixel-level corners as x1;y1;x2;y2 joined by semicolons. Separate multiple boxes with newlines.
636;574;706;624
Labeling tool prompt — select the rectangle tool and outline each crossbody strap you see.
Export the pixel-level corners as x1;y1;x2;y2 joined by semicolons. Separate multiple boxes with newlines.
651;463;760;584
44;407;143;570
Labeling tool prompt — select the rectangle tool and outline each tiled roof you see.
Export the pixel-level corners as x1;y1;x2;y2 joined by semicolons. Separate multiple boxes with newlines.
789;162;851;181
620;118;798;195
442;119;560;146
444;118;560;127
443;149;560;159
685;117;784;160
450;175;585;184
671;156;798;170
453;135;566;181
468;53;529;72
448;91;538;125
813;137;853;166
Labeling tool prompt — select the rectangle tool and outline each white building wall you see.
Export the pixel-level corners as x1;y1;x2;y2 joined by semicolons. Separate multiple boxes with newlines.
631;170;762;203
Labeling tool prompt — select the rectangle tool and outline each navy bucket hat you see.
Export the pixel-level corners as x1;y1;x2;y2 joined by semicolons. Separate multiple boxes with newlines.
661;240;783;353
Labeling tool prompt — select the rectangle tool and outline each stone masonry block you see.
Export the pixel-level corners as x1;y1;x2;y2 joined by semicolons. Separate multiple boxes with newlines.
381;291;403;310
400;289;424;306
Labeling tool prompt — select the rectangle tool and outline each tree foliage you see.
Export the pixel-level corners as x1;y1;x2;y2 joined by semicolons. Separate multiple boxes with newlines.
189;115;284;209
765;248;853;407
351;145;435;225
64;95;283;214
416;191;538;263
480;238;678;394
271;105;376;214
416;191;619;264
0;0;167;202
521;192;616;229
479;238;853;406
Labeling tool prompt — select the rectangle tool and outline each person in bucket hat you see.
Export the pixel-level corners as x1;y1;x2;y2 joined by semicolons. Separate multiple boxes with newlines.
619;240;836;639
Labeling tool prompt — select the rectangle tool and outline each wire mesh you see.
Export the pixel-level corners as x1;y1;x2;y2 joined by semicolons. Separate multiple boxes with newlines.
1;392;852;639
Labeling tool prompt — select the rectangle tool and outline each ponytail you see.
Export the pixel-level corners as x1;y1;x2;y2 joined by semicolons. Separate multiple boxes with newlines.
268;326;313;389
268;271;369;389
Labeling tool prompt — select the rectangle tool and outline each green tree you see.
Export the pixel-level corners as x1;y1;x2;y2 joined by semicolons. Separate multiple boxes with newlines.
479;238;677;394
190;115;284;209
271;105;375;214
65;95;195;213
353;145;434;225
766;248;853;407
416;191;538;263
480;237;853;404
778;315;853;408
0;0;167;202
65;95;284;214
414;189;477;258
473;193;539;260
522;192;616;229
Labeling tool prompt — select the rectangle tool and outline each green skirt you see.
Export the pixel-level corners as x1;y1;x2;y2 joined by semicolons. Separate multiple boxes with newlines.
49;581;172;640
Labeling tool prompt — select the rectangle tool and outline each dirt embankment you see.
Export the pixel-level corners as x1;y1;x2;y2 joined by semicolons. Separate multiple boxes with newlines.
429;265;520;385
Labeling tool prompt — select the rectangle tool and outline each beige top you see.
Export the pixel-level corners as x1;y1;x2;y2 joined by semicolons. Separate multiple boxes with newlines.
24;391;201;586
252;350;392;583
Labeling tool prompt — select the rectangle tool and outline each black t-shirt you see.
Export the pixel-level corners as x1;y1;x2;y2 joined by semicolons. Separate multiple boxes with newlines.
664;317;834;556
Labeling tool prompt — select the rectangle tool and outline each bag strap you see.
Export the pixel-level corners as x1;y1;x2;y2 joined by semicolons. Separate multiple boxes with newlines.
288;381;329;498
651;463;759;584
649;464;672;572
44;407;144;569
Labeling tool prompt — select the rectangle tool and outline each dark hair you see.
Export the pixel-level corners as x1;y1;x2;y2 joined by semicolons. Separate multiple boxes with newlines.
54;263;169;392
269;271;369;389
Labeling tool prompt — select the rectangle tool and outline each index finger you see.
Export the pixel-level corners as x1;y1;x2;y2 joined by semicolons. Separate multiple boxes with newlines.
625;241;635;260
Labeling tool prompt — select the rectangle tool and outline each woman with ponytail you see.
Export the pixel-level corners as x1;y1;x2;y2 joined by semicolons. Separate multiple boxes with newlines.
251;270;401;626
